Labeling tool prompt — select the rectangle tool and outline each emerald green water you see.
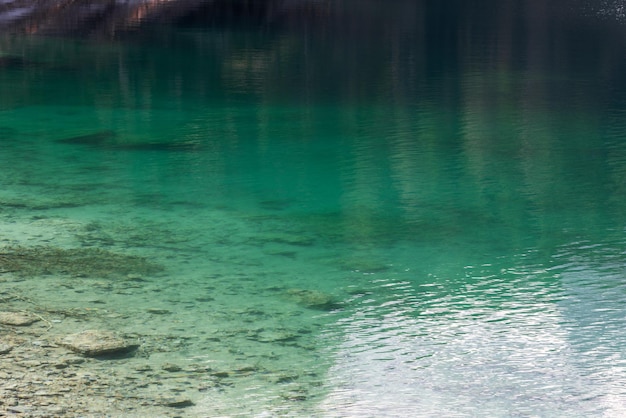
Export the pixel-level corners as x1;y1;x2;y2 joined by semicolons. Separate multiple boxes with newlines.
2;1;626;416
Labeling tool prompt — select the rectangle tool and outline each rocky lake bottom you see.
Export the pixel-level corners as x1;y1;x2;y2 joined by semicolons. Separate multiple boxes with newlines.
0;206;352;417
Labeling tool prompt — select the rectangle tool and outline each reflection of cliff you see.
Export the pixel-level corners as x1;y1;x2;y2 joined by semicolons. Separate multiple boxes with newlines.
455;0;626;252
2;1;626;100
0;0;205;36
2;0;626;120
2;1;626;250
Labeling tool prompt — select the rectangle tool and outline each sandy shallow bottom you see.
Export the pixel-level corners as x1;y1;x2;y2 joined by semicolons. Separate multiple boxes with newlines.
0;208;348;417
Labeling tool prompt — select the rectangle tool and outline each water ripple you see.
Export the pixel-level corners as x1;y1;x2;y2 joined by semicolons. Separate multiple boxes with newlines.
319;255;626;417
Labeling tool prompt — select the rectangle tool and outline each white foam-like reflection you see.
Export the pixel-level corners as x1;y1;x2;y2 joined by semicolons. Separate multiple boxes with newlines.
573;0;626;21
596;1;626;20
319;271;626;417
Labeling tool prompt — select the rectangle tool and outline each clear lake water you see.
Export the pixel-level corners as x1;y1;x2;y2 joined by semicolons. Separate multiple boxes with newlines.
2;1;626;416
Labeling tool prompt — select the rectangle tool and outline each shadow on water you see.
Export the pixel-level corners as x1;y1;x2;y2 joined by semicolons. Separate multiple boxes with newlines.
56;130;117;145
56;130;204;152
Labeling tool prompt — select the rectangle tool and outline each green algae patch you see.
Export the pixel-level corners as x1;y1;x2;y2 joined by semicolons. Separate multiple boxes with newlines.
0;246;163;279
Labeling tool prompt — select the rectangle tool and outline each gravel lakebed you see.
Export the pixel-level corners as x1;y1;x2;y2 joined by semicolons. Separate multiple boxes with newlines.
0;311;203;417
0;215;336;417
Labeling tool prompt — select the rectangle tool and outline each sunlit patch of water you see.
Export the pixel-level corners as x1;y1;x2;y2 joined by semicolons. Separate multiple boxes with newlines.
318;253;626;417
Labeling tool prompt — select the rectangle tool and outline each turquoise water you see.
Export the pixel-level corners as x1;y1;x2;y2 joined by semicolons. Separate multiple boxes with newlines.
2;1;626;416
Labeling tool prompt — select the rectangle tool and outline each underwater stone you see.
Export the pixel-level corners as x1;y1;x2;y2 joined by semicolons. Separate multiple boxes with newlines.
0;246;163;279
0;311;39;326
133;364;153;372
253;330;299;343
274;373;300;384
0;343;13;354
147;308;171;315
60;330;139;357
162;363;182;372
160;397;194;408
125;274;146;282
285;289;340;310
258;233;314;247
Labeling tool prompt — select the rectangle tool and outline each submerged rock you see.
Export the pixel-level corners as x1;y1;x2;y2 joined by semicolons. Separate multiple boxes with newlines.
257;233;314;247
146;308;171;315
0;246;163;279
0;311;39;326
161;363;182;372
59;330;139;357
159;397;194;408
285;289;340;310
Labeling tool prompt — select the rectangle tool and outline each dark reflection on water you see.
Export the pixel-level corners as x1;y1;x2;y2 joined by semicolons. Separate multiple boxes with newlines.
3;1;626;105
2;0;626;415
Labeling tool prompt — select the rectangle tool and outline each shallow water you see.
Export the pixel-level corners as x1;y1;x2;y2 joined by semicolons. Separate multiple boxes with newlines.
2;1;626;416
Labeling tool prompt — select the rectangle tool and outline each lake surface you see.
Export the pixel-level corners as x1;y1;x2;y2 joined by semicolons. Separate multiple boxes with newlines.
2;0;626;416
